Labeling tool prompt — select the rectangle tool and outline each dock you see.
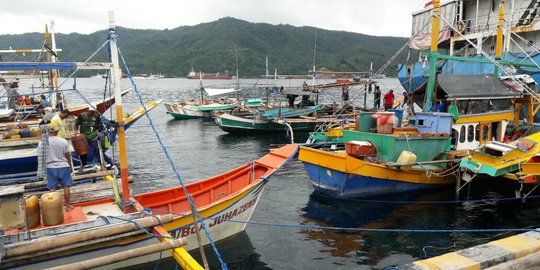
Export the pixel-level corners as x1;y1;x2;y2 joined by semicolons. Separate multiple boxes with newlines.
404;230;540;269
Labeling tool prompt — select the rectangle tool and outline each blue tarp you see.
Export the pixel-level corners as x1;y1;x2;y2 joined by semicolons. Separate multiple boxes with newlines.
0;62;77;71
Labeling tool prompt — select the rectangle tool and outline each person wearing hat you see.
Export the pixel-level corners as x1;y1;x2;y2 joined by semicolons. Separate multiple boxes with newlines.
76;108;107;171
37;122;74;211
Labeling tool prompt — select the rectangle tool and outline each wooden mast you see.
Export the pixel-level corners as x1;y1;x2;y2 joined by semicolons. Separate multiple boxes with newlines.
108;11;130;211
424;0;440;112
495;0;505;77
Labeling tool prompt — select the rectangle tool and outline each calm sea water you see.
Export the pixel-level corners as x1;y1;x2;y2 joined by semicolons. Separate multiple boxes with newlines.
21;77;540;269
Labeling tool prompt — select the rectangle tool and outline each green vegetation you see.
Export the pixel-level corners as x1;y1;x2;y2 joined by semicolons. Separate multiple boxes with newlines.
0;17;411;78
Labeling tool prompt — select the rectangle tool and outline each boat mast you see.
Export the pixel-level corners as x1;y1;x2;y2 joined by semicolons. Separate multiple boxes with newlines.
494;0;505;77
44;25;57;108
108;11;130;211
423;0;441;112
50;21;61;109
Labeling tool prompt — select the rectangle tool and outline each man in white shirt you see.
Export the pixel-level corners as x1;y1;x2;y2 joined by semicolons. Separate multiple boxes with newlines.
38;122;74;211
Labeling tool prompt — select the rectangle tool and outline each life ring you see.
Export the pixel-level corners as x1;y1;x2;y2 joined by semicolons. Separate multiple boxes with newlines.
456;21;466;34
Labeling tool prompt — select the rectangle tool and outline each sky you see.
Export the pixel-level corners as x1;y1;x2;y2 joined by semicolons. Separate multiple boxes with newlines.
0;0;428;37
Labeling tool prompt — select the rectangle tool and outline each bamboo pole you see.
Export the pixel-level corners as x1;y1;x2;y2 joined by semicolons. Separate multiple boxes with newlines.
188;194;209;270
5;214;173;258
45;238;187;270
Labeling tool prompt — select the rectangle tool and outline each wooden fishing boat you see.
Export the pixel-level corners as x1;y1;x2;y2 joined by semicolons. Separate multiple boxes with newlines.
0;100;163;175
164;100;237;120
215;111;318;133
0;144;298;269
299;120;458;198
460;132;540;177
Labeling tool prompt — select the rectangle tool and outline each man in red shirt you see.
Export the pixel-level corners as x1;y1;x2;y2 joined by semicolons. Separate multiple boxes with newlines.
383;90;394;111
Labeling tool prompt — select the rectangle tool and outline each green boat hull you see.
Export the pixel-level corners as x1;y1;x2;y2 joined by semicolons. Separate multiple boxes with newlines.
216;114;316;133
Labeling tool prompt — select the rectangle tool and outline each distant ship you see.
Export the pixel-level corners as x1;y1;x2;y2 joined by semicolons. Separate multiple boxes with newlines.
186;68;232;80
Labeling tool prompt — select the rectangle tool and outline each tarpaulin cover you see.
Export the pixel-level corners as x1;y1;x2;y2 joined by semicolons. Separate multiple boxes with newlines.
438;74;521;100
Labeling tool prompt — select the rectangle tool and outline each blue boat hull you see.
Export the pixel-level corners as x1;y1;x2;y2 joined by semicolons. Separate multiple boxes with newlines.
302;162;444;199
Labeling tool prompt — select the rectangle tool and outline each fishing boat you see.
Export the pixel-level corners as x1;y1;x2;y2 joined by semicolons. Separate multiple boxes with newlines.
298;112;458;198
0;100;163;175
164;99;238;120
299;0;540;198
0;13;298;270
214;105;322;133
186;68;232;80
460;132;540;177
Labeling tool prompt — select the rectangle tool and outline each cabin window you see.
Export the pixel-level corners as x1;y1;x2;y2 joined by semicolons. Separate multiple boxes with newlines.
475;125;480;141
459;126;466;143
467;125;474;142
482;125;489;140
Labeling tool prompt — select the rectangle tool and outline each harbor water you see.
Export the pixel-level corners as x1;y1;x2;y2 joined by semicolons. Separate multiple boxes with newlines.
28;77;540;269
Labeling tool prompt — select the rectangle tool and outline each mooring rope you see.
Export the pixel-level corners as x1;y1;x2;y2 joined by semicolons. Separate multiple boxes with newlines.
113;32;228;269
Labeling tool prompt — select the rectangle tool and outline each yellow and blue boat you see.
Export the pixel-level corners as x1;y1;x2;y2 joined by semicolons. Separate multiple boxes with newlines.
299;120;458;198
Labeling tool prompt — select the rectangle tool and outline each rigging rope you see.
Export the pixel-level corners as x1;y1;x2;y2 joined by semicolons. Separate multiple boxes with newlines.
114;37;228;269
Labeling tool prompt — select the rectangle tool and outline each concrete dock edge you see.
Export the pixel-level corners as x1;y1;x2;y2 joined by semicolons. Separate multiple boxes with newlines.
403;230;540;270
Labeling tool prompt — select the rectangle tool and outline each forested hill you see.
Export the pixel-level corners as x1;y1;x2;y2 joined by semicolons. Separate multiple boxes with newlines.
0;17;411;77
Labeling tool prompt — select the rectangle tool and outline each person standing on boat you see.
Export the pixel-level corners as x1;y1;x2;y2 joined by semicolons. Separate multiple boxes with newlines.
401;92;409;108
383;90;394;111
76;108;109;172
373;85;381;110
4;81;20;110
50;109;70;138
37;123;74;211
342;85;350;104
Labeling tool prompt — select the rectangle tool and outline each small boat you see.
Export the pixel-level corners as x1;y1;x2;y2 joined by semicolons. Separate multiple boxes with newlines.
0;100;163;175
164;99;238;120
186;68;232;80
298;112;458;199
214;105;323;133
460;132;540;177
215;112;318;133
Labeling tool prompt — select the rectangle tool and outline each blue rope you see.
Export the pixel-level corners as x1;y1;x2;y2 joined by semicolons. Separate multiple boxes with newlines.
204;217;540;234
150;208;540;234
113;35;228;269
336;194;540;205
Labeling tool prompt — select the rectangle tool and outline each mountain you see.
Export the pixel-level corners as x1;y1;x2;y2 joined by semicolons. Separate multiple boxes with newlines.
0;17;411;78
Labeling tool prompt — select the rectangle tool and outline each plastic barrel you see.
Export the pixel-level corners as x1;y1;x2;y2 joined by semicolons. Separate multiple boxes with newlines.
20;128;31;138
357;112;376;132
387;109;404;127
25;195;41;229
41;192;64;226
29;127;41;137
71;134;89;155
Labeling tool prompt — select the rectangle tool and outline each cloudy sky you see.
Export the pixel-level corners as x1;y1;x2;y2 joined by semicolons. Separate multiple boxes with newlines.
0;0;427;37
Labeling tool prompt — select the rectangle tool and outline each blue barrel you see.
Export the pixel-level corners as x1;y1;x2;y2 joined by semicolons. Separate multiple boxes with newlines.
387;109;404;127
20;128;31;138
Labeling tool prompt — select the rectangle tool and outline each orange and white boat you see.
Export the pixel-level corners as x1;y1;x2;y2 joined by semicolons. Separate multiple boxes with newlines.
1;143;297;269
0;14;298;270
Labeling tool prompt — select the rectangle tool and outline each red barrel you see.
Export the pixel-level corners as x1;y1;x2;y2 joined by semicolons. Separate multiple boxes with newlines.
71;134;89;155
